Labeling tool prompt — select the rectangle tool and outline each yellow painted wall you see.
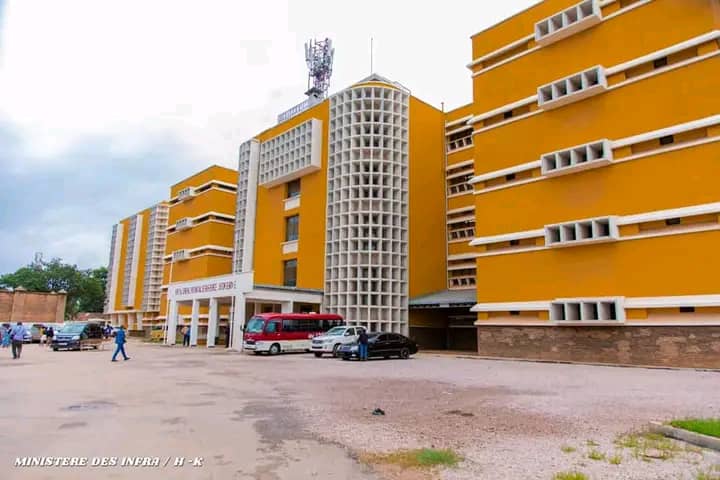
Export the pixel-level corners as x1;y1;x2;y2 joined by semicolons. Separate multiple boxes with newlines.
474;56;719;177
112;220;128;311
170;165;238;197
472;0;717;110
445;103;474;124
475;230;720;302
409;97;447;298
475;141;720;236
252;100;329;289
168;189;236;224
132;208;151;310
169;255;233;284
166;222;235;253
470;0;574;60
446;147;474;166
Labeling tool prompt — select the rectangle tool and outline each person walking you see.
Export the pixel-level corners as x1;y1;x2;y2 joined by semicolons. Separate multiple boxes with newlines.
45;326;54;348
358;329;369;361
182;325;190;347
10;322;27;360
111;325;130;362
0;325;8;348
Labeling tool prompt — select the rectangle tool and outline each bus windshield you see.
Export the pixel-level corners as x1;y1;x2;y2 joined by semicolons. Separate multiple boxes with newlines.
245;317;265;333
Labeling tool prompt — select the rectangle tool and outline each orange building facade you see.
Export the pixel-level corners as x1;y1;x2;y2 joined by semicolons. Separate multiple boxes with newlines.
466;0;720;367
104;2;719;365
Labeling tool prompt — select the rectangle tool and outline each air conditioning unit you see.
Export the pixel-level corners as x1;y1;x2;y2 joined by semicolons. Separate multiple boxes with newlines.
177;187;196;202
175;217;193;231
172;250;190;262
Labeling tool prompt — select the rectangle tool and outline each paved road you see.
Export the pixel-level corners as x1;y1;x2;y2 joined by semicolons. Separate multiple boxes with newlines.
0;341;377;480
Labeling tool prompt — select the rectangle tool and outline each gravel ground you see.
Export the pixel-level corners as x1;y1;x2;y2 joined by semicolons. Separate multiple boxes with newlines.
2;342;718;480
290;354;720;480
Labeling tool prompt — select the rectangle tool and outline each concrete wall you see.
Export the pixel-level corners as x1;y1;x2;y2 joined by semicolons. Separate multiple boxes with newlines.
476;326;720;369
0;290;66;323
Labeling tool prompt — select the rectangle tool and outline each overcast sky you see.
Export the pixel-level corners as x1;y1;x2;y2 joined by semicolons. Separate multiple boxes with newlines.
0;0;537;273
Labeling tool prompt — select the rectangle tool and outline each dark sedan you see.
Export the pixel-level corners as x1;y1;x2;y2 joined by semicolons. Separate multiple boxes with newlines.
338;332;418;360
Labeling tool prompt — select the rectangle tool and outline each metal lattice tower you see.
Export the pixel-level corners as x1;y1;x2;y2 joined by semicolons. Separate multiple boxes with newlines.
305;38;334;99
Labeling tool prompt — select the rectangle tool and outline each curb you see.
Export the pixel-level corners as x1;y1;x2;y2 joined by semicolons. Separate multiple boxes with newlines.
649;421;720;451
420;352;720;373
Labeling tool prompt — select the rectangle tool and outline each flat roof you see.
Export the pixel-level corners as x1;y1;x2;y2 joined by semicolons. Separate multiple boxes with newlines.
409;289;476;308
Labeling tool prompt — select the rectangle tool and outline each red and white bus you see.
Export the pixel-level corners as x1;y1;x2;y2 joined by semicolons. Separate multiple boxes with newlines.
242;313;344;355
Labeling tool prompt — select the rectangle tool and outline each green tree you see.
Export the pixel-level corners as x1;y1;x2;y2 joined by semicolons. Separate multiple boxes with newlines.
0;258;107;319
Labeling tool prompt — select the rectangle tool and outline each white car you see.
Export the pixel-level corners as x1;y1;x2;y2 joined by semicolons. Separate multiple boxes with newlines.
311;326;366;358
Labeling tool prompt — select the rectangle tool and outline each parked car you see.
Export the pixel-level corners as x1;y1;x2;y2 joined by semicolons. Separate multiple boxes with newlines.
25;324;43;343
311;325;366;357
338;332;418;360
52;322;105;351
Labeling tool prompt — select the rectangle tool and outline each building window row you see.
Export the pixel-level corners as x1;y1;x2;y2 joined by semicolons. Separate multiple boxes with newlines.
469;0;648;75
448;220;475;242
446;128;473;153
545;217;619;247
448;267;476;289
550;298;625;323
473;114;720;193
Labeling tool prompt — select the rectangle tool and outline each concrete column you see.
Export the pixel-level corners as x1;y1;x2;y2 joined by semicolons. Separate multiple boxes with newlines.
167;301;178;345
190;300;200;346
136;312;143;331
231;296;245;351
207;298;218;348
281;301;293;313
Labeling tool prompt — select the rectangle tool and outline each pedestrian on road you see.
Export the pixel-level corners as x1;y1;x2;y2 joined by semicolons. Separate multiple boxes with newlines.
45;326;54;348
10;322;27;360
111;325;130;362
358;329;369;361
182;326;190;347
0;325;8;348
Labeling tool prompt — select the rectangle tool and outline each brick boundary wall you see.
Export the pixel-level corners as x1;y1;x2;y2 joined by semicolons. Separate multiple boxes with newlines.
476;326;720;369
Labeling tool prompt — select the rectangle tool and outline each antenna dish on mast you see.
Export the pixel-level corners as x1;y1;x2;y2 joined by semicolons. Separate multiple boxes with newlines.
304;38;334;99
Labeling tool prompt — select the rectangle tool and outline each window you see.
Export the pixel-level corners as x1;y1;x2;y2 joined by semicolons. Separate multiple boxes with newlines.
503;111;513;120
509;311;520;316
545;217;619;247
286;179;301;198
285;215;299;241
538;66;607;110
653;57;668;69
505;173;516;181
265;321;280;333
509;240;520;246
283;259;297;287
534;0;600;46
659;135;675;146
680;307;695;313
665;217;681;226
550;299;625;323
541;140;612;176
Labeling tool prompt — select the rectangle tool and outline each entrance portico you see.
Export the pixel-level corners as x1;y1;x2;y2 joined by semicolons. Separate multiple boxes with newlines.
165;273;323;350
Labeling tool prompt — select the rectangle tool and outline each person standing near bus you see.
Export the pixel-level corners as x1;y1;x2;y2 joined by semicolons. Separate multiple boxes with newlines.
358;329;369;361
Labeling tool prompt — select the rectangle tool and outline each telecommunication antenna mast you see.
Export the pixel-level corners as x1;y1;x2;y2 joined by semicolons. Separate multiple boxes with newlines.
304;38;334;99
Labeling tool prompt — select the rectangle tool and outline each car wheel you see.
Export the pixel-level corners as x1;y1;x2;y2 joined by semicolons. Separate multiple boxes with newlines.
269;343;281;355
400;348;410;359
52;348;58;352
314;352;323;358
341;356;349;361
332;344;341;357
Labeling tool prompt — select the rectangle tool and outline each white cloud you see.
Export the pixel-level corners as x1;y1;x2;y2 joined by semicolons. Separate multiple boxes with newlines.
0;0;537;270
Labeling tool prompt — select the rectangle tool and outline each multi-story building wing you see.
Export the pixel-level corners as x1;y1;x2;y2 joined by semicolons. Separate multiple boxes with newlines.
466;0;720;367
159;165;238;345
105;203;168;331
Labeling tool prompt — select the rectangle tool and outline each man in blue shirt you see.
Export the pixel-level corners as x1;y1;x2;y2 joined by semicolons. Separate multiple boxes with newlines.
10;322;27;360
111;325;130;362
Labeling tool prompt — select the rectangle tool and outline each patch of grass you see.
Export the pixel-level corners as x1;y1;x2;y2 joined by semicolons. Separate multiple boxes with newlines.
671;419;720;439
553;472;588;480
561;445;576;454
696;469;720;480
362;448;462;469
585;439;599;447
608;454;622;465
587;450;605;461
614;432;682;461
